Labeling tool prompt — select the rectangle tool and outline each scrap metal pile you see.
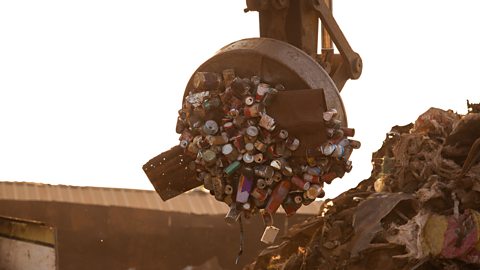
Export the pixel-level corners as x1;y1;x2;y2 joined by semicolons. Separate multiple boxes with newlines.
246;105;480;269
175;69;359;241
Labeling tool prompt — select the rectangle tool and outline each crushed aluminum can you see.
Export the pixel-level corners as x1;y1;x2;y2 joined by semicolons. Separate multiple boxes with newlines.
254;165;275;179
259;114;276;131
285;137;300;151
244;103;264;118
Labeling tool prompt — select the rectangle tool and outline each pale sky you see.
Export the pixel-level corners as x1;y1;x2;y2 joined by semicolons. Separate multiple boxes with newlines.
1;0;479;198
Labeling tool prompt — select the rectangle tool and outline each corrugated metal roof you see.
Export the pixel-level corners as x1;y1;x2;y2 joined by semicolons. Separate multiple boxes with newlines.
0;182;321;215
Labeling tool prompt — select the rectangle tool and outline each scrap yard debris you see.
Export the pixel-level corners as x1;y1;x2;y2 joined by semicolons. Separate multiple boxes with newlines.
246;105;480;270
176;70;359;242
144;68;360;244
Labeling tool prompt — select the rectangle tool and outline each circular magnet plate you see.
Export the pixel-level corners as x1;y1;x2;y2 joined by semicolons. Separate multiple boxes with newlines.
184;37;347;125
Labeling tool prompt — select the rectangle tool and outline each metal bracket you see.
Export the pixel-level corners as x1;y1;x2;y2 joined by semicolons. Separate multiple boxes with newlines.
245;0;362;91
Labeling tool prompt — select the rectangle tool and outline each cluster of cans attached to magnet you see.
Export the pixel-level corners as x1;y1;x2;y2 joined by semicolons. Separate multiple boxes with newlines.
176;69;360;243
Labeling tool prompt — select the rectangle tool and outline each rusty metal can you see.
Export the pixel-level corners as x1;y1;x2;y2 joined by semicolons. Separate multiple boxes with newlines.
224;184;234;195
256;178;267;189
223;122;237;137
291;175;311;191
243;153;254;164
305;184;324;199
244;103;264;118
254;140;267;153
232;135;246;153
245;142;255;154
187;141;200;155
202;173;214;190
272;171;282;183
303;173;321;184
206;133;229;146
202;96;221;111
193;71;223;91
349;139;361;149
270;158;287;170
262;88;278;106
285;137;300;151
233;115;245;128
254;165;275;178
255;83;270;102
281;165;294;176
254;153;264;163
281;195;302;216
202;120;219;135
251;187;269;201
222;144;239;162
323;108;338;122
201;149;217;167
341;127;355;137
246;126;259;140
244;96;255;106
259;114;276;131
265;180;291;215
179;140;189;149
278;129;289;140
231;77;251;97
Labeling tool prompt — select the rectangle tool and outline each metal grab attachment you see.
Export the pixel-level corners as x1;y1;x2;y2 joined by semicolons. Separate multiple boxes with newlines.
245;0;362;91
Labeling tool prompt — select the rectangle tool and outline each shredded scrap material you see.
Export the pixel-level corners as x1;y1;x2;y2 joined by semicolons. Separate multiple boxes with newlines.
246;105;480;270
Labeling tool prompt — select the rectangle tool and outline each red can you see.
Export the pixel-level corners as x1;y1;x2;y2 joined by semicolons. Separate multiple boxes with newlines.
265;180;291;215
303;173;321;184
223;122;237;137
251;187;269;202
291;175;311;191
232;135;245;152
341;127;356;137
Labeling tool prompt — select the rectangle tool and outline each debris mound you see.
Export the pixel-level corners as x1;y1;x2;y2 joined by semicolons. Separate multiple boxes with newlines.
246;106;480;270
